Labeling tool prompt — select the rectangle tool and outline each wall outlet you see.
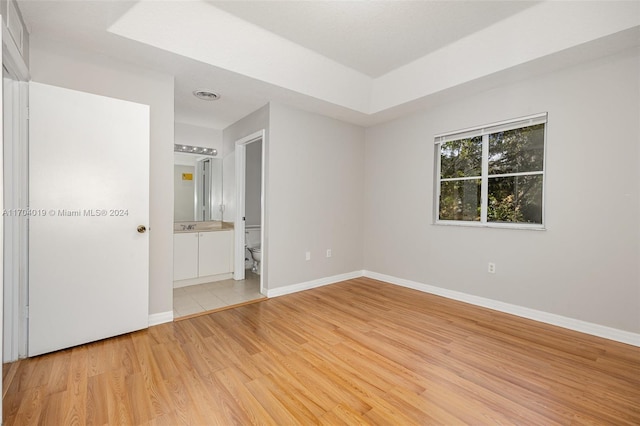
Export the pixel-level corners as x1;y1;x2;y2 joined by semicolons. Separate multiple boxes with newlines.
305;251;311;261
488;262;496;274
326;249;332;258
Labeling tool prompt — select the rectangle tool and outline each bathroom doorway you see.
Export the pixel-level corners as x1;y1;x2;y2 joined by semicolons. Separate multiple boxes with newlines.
234;130;266;295
171;129;267;320
172;129;266;319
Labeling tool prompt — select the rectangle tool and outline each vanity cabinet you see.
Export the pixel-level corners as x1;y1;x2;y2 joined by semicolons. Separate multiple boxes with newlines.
173;230;233;281
173;233;199;281
198;230;233;277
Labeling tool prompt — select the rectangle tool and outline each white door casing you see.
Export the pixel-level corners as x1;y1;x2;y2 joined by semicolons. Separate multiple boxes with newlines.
28;82;149;356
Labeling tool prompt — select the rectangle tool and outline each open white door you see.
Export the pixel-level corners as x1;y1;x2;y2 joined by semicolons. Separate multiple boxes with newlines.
28;82;149;356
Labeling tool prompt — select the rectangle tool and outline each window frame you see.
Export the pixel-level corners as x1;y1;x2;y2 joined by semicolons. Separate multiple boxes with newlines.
434;113;548;230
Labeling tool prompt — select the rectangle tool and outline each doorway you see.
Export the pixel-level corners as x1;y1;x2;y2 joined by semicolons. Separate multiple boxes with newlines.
171;130;266;319
234;130;266;294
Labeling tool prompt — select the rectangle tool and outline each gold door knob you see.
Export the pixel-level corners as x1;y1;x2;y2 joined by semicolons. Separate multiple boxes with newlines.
137;225;147;233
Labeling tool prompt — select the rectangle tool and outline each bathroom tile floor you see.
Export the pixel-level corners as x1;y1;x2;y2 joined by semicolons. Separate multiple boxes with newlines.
173;271;264;319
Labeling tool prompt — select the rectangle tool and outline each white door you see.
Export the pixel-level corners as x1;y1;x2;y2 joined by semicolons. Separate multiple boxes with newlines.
28;82;150;357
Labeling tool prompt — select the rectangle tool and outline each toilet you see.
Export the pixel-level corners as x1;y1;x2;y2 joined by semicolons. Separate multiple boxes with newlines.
245;226;261;274
248;246;261;274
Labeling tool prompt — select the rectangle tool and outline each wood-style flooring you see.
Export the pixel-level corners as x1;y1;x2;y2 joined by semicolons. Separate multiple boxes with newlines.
3;277;640;425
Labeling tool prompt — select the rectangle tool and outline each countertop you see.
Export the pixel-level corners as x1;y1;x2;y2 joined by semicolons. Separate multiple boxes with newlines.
173;221;234;233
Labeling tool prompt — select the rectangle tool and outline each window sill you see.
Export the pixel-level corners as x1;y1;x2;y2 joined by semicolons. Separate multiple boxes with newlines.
434;221;546;231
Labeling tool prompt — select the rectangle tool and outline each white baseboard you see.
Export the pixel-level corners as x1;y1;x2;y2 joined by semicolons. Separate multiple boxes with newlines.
363;270;640;347
266;270;364;298
148;311;174;326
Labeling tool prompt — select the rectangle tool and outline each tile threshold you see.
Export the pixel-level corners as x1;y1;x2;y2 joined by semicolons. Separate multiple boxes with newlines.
173;296;268;321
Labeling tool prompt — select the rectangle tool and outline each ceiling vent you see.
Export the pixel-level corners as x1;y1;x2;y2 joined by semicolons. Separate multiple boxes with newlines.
193;89;221;101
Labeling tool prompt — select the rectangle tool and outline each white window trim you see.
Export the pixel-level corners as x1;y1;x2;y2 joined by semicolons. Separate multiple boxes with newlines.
434;112;548;143
434;113;548;230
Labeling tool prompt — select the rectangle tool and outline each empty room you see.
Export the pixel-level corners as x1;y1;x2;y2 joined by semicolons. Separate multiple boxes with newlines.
1;1;639;424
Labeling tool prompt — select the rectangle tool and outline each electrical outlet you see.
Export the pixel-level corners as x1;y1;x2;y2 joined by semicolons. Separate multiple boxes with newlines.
305;251;311;261
488;262;496;274
326;249;332;258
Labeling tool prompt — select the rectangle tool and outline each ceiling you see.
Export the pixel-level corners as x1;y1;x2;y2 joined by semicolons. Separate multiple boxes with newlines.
209;1;538;78
17;1;640;130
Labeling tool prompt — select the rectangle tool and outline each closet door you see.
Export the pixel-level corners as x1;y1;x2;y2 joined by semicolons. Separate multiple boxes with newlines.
28;82;150;356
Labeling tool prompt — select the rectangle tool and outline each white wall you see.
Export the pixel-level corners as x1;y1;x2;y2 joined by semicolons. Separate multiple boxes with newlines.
29;37;175;317
174;122;222;152
268;102;365;289
363;48;640;333
222;104;270;225
223;102;365;290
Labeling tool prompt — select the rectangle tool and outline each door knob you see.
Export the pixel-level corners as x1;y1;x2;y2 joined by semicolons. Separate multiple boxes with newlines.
137;225;147;233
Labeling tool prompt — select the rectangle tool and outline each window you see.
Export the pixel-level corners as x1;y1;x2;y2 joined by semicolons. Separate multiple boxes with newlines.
435;113;547;229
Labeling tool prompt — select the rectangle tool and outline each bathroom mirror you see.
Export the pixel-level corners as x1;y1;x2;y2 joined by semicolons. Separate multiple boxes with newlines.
174;153;223;221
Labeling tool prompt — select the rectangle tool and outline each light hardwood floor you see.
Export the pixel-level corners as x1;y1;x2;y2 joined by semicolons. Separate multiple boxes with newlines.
3;277;639;425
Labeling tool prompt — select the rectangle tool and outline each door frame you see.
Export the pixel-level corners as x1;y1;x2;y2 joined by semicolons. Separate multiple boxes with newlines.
2;18;29;362
234;130;266;294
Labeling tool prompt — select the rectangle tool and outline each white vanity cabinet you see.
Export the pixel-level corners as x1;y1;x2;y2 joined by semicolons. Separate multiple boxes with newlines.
173;232;199;281
173;229;234;282
198;230;233;277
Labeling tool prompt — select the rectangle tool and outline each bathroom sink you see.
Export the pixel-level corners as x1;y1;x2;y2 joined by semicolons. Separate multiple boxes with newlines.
174;221;223;233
